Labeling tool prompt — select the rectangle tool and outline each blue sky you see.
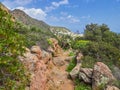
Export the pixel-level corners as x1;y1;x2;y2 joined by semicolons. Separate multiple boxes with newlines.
1;0;120;33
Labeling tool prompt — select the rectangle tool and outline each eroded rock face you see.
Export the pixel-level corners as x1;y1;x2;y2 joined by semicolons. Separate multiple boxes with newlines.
106;85;120;90
30;60;47;90
70;63;81;80
92;62;116;90
48;38;63;56
31;46;42;59
79;68;93;84
42;50;52;64
19;46;50;90
76;53;83;63
53;57;65;66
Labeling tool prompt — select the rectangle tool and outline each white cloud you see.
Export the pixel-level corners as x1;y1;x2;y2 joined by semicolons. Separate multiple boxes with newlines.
46;13;79;24
45;0;69;12
48;16;59;22
52;0;69;7
2;0;33;9
2;0;34;8
60;12;80;23
16;7;47;20
14;0;32;5
66;15;80;23
45;6;56;12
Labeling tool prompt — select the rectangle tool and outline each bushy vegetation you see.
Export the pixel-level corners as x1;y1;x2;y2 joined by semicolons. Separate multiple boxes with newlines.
69;23;120;69
72;40;89;49
0;6;29;89
82;23;120;69
16;24;57;49
66;23;120;89
66;58;76;72
75;79;91;90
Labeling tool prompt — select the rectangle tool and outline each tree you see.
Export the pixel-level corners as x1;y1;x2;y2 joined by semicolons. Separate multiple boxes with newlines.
84;23;110;42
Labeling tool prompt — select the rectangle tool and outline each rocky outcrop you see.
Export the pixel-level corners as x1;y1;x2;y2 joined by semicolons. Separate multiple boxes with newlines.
53;57;65;66
70;63;81;80
106;85;120;90
79;68;93;84
42;50;52;64
76;53;83;63
30;60;47;90
70;53;83;80
69;58;119;90
31;46;42;59
48;38;63;56
92;62;116;90
19;46;51;90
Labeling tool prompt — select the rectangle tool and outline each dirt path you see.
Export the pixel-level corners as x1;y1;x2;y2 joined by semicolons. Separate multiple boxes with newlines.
45;51;74;90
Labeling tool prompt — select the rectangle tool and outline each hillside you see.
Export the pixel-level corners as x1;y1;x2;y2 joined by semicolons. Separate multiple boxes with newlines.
50;26;83;38
11;9;50;31
10;9;83;49
0;2;10;12
10;9;57;49
11;9;82;39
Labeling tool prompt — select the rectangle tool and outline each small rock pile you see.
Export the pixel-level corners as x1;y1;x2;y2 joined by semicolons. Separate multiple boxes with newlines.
70;53;120;90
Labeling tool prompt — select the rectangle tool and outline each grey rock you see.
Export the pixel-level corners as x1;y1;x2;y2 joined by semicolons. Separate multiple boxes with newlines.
70;63;81;80
106;85;120;90
79;68;93;84
92;62;116;90
113;66;120;80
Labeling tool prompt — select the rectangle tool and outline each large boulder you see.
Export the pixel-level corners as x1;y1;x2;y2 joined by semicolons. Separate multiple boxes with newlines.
79;68;93;84
70;63;81;80
19;46;49;90
92;62;116;90
113;66;120;80
42;50;52;64
106;85;120;90
53;57;65;66
48;38;63;56
76;53;83;63
19;49;39;74
65;56;74;63
31;46;42;59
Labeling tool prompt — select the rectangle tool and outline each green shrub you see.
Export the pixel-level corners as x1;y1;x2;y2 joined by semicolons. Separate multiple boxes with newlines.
82;55;96;68
69;51;75;56
75;79;91;90
47;39;53;46
112;80;120;88
81;41;120;69
72;40;89;49
66;58;76;72
0;6;29;89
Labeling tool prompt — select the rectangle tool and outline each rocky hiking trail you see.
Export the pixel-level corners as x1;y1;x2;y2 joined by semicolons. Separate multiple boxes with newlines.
45;50;74;90
20;38;75;90
20;38;120;90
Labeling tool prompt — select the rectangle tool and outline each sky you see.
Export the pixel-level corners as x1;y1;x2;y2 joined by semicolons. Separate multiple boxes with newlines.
1;0;120;33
